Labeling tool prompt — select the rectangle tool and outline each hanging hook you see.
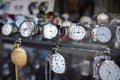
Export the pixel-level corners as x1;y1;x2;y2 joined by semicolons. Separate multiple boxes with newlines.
13;38;22;49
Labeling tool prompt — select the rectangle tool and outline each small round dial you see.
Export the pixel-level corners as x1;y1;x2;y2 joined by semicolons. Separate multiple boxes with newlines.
50;53;66;74
116;26;120;42
20;21;35;37
96;26;111;43
1;24;13;35
43;24;58;39
69;25;86;41
99;60;120;80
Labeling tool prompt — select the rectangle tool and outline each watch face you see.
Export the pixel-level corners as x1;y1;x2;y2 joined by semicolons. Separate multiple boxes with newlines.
20;21;35;37
116;26;120;42
43;24;58;39
69;25;86;41
1;24;13;35
99;60;120;80
50;53;66;74
96;26;111;43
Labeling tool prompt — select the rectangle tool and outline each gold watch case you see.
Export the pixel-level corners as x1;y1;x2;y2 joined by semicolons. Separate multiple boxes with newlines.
11;48;28;67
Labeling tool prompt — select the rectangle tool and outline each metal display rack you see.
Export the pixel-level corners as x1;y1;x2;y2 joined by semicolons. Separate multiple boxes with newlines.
0;36;120;54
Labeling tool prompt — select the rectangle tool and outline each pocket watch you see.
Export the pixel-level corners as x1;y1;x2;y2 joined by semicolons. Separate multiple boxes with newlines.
110;16;120;33
11;39;28;66
19;18;35;37
110;18;120;27
68;24;86;41
99;60;120;80
43;23;58;39
110;16;120;39
97;13;109;24
92;25;112;43
48;45;66;74
79;16;92;25
11;39;28;80
50;53;66;74
11;47;28;66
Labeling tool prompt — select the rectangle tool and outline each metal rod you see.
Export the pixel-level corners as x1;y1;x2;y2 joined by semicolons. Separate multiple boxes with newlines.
45;62;48;80
15;65;19;80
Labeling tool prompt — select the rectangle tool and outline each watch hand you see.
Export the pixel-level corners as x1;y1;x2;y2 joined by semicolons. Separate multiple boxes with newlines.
55;58;58;61
21;28;27;31
56;63;61;71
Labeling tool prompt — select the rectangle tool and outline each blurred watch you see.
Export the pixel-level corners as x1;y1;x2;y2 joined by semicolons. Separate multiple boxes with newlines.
43;23;58;39
19;18;36;37
92;24;111;43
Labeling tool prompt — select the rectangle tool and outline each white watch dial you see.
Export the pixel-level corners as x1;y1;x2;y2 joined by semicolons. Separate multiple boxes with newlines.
99;60;120;80
20;21;34;37
96;26;111;43
50;53;66;74
1;24;13;35
69;25;86;41
43;24;58;39
116;26;120;42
